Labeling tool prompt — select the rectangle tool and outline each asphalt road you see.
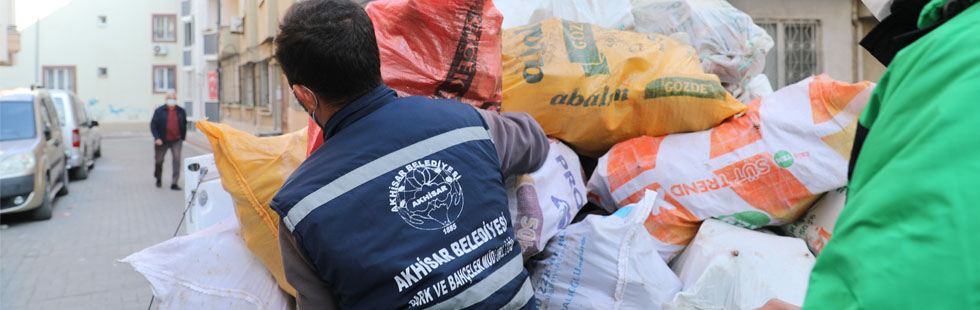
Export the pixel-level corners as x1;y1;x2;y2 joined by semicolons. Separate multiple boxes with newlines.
1;135;206;310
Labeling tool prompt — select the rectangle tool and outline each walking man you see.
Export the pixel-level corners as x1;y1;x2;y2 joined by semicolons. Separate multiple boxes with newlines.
150;93;186;190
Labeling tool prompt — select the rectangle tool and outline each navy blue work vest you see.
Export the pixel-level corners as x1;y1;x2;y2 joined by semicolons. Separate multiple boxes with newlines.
271;85;533;309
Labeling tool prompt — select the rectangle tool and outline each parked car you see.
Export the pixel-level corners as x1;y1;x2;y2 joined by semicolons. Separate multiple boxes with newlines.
50;89;101;179
0;88;70;220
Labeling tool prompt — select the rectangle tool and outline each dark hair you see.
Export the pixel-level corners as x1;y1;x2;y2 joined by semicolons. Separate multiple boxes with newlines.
275;0;382;106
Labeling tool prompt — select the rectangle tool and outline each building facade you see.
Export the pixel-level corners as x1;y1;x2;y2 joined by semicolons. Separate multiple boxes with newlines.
0;0;181;123
214;0;306;136
730;0;886;87
177;0;221;124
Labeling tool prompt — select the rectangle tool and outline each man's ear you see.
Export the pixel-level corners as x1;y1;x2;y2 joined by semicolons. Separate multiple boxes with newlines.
292;84;316;112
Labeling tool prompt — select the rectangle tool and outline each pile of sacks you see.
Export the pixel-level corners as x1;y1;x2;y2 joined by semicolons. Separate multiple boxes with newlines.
526;74;870;309
122;0;867;309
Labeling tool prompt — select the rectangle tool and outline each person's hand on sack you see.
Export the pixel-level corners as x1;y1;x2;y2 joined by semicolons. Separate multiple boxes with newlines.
755;298;801;310
155;139;163;146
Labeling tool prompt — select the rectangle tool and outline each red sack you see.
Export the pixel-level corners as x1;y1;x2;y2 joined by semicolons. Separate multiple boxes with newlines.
308;0;504;155
367;0;504;110
306;117;324;157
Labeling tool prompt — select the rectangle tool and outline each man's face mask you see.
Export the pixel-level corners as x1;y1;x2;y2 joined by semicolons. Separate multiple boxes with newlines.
863;0;896;20
166;99;176;107
294;85;321;127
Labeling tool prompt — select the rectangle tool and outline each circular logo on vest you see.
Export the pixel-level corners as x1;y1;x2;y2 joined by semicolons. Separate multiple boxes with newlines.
389;159;464;231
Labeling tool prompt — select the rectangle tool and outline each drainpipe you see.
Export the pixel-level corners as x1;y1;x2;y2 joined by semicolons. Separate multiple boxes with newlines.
216;0;221;122
852;0;861;82
34;18;39;86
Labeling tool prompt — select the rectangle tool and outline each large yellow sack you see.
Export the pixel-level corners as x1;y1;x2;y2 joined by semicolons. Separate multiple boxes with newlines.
501;17;746;157
196;121;306;297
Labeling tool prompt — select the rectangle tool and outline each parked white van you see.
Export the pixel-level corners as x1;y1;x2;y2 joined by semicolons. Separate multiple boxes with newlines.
49;90;102;179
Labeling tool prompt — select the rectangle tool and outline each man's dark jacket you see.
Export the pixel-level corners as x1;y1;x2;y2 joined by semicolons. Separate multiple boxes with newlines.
150;105;187;141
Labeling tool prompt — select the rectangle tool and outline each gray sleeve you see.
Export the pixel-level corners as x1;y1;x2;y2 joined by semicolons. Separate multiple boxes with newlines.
474;109;549;178
278;219;339;310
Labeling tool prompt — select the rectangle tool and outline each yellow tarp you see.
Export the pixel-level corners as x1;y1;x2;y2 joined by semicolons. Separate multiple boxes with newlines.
197;121;306;297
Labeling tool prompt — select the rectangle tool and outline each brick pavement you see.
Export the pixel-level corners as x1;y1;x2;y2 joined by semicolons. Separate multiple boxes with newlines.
0;134;208;310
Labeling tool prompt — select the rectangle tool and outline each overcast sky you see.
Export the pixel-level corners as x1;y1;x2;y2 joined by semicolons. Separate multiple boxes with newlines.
15;0;72;29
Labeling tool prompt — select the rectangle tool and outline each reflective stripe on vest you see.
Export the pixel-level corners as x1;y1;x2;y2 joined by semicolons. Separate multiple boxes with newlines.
501;278;534;310
424;254;532;310
283;125;492;231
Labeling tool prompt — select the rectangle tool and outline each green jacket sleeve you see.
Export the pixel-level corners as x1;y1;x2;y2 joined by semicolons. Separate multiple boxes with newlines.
804;4;980;309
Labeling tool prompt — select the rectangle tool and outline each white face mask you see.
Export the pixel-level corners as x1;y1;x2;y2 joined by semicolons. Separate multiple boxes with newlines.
297;85;322;128
166;99;176;107
862;0;895;20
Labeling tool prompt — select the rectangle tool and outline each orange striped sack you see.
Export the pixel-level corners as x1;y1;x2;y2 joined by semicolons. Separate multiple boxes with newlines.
587;75;874;262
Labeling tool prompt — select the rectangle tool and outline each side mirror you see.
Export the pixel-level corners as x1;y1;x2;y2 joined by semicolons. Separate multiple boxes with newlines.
43;126;52;140
89;120;99;127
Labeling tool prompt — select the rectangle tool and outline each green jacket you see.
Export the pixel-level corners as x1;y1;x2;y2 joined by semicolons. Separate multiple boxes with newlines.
804;2;980;309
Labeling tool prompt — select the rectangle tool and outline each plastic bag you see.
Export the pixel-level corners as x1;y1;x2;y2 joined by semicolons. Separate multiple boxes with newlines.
587;75;874;261
121;216;293;310
781;187;847;256
735;74;775;103
494;0;636;31
631;0;774;103
501;18;746;157
664;219;815;310
197;121;307;297
506;140;588;260
529;190;682;309
366;0;503;109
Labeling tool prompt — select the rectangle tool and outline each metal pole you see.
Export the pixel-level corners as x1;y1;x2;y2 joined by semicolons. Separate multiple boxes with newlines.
216;0;222;121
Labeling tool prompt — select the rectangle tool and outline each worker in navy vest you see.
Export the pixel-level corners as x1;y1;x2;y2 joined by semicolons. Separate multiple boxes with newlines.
270;1;549;309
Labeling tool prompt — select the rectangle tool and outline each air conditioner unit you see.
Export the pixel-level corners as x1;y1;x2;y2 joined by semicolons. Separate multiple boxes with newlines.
153;44;169;56
230;16;244;34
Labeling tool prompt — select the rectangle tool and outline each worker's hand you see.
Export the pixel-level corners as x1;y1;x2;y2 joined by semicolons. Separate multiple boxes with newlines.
155;139;163;146
755;299;801;310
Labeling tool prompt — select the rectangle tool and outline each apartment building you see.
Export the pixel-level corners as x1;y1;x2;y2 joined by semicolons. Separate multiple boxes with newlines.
0;0;181;123
215;0;303;135
177;0;221;124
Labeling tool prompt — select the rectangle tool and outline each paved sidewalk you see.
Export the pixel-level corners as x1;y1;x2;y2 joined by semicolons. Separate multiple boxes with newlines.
0;135;207;310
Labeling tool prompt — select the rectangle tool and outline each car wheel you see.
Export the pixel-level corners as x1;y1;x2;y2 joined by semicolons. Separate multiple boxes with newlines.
71;159;90;180
57;167;70;196
30;187;53;220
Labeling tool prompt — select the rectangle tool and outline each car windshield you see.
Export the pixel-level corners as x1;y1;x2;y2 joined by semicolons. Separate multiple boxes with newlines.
0;101;37;141
52;95;68;125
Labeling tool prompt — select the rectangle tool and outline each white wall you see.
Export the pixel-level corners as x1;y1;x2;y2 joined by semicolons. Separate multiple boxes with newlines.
729;0;856;83
0;0;180;122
